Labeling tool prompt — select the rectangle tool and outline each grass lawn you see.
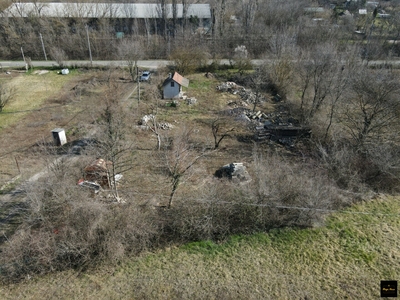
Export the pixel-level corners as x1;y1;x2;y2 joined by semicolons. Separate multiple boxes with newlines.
1;195;399;299
0;70;77;130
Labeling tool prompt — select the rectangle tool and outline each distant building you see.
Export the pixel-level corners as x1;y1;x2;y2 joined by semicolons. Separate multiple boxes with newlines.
1;3;211;34
162;72;189;99
1;3;211;20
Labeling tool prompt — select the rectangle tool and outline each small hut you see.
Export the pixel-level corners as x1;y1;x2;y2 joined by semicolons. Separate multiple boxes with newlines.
51;128;67;146
162;72;189;99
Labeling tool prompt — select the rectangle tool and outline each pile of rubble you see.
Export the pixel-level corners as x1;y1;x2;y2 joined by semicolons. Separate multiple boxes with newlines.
139;114;174;130
185;97;197;105
215;162;251;184
243;110;268;122
220;107;267;124
217;81;310;148
217;81;266;106
157;122;174;130
256;114;311;148
216;81;244;93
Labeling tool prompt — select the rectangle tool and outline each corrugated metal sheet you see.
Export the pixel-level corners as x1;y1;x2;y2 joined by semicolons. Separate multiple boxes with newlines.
2;3;211;19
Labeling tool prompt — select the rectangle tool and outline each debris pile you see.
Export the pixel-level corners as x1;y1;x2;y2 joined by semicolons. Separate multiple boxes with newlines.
139;114;174;130
256;113;311;147
216;81;244;93
78;158;123;194
243;110;268;122
218;81;310;148
217;81;266;106
220;107;266;124
157;122;174;130
215;163;252;184
141;114;155;125
185;97;197;105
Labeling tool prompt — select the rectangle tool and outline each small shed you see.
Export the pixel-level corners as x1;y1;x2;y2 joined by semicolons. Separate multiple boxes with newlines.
51;128;67;146
162;72;189;99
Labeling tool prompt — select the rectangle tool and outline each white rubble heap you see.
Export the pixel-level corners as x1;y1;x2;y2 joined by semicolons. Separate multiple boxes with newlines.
140;114;174;130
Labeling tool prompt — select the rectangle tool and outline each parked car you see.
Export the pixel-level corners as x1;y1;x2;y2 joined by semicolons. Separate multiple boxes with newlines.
140;71;151;82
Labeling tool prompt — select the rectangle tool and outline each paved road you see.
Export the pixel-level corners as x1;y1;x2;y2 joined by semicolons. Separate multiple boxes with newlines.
0;60;171;69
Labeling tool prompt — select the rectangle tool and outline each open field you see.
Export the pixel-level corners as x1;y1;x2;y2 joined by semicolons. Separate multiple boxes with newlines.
0;66;399;299
0;68;135;184
0;194;398;299
0;66;262;238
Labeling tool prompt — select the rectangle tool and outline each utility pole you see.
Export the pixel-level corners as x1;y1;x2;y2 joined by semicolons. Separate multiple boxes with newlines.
21;46;28;71
86;25;93;66
39;33;47;61
21;46;25;62
137;66;140;108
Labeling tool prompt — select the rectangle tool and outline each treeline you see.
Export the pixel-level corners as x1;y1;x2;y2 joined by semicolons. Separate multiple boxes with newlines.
2;0;400;61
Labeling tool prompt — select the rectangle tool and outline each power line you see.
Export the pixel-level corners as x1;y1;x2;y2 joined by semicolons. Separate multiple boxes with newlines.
27;183;400;217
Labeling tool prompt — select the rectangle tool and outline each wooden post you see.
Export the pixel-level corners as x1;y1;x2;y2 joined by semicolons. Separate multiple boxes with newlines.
39;33;47;61
86;25;93;66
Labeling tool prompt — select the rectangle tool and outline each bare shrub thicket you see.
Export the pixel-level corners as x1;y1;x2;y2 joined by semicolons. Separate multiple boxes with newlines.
117;38;144;81
1;143;352;282
49;47;68;68
169;43;209;75
161;149;349;243
0;84;15;113
250;150;348;227
0;174;159;282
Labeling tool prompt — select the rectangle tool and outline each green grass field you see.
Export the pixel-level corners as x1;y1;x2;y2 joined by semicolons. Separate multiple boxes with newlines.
1;195;399;299
0;70;76;130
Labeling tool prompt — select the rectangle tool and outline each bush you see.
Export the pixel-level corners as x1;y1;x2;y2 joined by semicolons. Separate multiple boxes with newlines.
0;151;351;283
0;176;159;282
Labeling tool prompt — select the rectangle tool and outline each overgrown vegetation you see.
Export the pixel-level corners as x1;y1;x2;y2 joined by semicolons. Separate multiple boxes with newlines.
1;1;400;296
1;58;400;285
1;195;399;299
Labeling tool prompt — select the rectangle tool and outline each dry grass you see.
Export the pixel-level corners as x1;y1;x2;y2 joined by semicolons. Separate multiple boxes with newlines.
0;69;135;183
2;69;397;299
1;195;398;299
111;71;260;205
0;71;69;129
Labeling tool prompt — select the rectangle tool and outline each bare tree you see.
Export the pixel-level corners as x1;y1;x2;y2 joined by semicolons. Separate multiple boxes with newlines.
95;82;134;202
232;45;252;75
117;39;143;81
242;0;258;35
297;44;337;123
212;0;226;38
169;43;208;75
164;126;206;208
156;0;169;40
49;46;68;68
0;84;16;113
323;54;356;141
249;69;269;112
211;117;235;149
339;67;400;149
